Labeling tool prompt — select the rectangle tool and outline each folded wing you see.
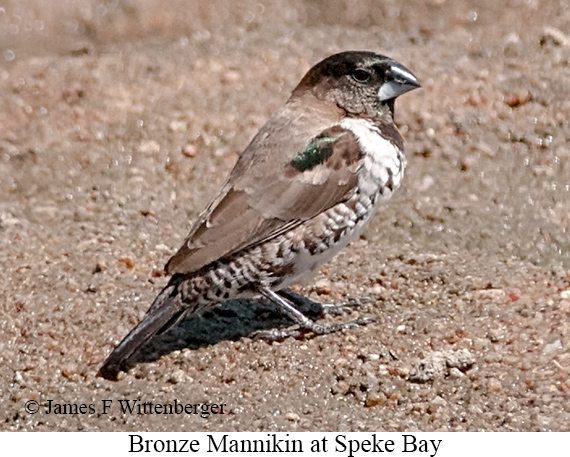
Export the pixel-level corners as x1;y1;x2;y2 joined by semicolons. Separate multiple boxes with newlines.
166;121;363;275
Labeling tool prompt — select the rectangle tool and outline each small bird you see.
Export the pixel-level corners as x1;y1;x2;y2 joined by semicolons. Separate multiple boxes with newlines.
99;51;420;380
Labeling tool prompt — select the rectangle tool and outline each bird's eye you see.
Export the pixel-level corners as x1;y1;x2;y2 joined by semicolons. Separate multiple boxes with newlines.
352;69;371;83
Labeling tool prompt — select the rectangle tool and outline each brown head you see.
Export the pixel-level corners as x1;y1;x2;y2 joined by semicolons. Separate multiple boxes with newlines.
292;51;420;118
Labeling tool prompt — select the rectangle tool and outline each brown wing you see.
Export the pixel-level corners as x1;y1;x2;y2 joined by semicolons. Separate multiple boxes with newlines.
166;109;362;276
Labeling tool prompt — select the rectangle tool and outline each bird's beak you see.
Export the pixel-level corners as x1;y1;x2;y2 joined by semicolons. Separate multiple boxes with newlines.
377;61;421;102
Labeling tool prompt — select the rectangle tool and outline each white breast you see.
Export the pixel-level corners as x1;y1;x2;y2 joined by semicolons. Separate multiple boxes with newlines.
340;117;404;201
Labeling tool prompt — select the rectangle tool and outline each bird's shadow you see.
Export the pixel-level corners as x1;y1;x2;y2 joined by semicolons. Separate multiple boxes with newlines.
124;297;296;371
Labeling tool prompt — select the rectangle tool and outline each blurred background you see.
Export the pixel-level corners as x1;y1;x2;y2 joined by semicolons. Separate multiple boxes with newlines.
1;0;568;268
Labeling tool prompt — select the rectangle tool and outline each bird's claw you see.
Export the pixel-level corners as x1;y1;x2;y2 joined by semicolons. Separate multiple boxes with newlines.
253;316;376;342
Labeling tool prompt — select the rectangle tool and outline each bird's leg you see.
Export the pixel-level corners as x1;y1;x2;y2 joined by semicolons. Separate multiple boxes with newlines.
277;288;373;317
254;287;375;341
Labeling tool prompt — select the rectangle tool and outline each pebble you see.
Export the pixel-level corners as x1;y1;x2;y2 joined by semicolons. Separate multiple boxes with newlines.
541;26;570;46
92;260;107;273
137;140;161;155
13;372;24;385
487;378;503;392
285;412;300;422
377;365;389;376
474;289;507;301
473;337;489;351
168;370;187;384
168;120;188;132
543;340;562;354
428;396;447;413
448;367;465;379
313;278;332;290
334;358;348;367
182;143;198;157
365;392;386;407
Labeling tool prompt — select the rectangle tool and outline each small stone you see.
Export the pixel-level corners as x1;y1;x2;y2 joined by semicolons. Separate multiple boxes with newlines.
118;257;135;269
334;358;348;367
168;370;187;384
428;395;447;413
446;348;476;370
504;91;531;108
377;365;389;376
469;405;484;415
155;243;171;252
408;349;475;382
448;367;465;379
137;140;161;155
182;143;198;157
460;155;477;171
115;371;126;381
544;340;562;354
168;120;188;132
488;328;504;342
222;70;241;83
92;260;107;274
386;421;400;431
336;380;350;394
417;175;434;191
0;212;20;227
61;364;80;381
371;284;384;295
541;27;570;46
475;289;507;301
285;412;300;422
313;278;332;294
365;392;386;407
504;32;520;45
398;367;411;379
487;378;502;392
13;372;24;385
314;278;331;289
473;337;489;351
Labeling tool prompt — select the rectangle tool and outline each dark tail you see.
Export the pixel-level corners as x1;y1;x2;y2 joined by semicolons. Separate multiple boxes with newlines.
98;278;185;380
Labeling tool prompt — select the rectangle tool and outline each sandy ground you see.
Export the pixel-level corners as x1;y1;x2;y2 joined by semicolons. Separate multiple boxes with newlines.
1;0;569;431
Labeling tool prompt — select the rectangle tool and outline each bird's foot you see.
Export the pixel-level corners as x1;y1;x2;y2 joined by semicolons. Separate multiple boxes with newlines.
253;316;376;341
254;287;375;341
277;288;373;317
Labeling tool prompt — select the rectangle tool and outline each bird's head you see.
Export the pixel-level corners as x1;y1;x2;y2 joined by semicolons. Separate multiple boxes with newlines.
292;51;420;118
